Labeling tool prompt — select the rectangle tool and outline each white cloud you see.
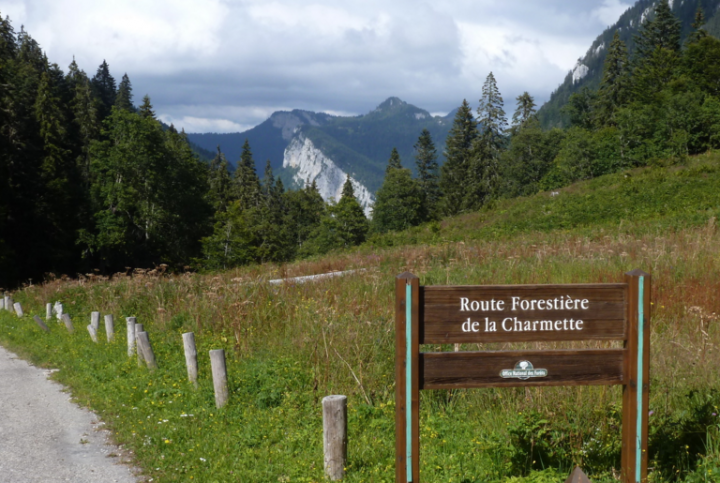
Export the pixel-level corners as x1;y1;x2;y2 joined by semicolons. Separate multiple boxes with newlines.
593;0;633;27
158;115;250;134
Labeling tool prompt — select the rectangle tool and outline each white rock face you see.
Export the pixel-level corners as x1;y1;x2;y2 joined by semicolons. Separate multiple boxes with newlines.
283;135;375;217
572;62;589;83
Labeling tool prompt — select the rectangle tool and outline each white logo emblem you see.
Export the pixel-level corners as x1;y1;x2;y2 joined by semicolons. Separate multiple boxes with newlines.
500;360;548;380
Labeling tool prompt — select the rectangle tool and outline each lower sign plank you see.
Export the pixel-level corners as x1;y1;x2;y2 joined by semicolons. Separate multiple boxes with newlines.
420;349;626;389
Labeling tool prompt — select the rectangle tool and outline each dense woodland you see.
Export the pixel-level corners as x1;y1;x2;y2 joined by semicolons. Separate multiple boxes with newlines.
2;0;720;288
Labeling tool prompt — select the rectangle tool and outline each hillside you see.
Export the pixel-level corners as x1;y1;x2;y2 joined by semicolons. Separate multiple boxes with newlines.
3;152;720;482
538;0;720;128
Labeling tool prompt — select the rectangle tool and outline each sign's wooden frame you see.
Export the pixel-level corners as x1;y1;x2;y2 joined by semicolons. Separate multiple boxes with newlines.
395;270;650;483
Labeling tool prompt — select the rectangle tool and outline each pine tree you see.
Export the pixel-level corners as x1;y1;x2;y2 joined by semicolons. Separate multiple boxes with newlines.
511;92;536;129
335;177;368;246
688;3;708;44
635;0;681;58
414;129;440;221
371;168;423;233
115;73;134;111
138;95;155;119
286;180;325;249
207;147;233;213
386;147;402;172
563;87;597;129
233;139;261;210
596;31;630;126
91;60;116;120
467;72;507;209
439;100;477;216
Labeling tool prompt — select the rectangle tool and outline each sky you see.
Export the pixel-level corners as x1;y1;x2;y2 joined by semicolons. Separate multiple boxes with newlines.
3;0;634;133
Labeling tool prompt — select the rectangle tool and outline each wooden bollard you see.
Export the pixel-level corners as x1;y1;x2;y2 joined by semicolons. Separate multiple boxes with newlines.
182;332;198;388
3;295;9;310
136;331;157;370
0;298;4;309
7;297;14;314
322;395;348;481
87;324;98;343
104;315;114;342
46;303;52;320
135;323;145;365
33;315;50;332
210;349;229;408
90;311;100;331
13;302;24;317
126;317;136;357
61;314;74;333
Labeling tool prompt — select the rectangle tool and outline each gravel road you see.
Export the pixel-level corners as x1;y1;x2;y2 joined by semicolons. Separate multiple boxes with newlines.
0;345;139;482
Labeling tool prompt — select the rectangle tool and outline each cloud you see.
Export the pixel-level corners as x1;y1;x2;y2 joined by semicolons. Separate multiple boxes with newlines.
593;0;634;27
8;0;624;132
157;115;250;134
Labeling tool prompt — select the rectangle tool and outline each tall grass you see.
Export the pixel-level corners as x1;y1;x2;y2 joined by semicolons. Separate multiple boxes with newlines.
3;154;720;482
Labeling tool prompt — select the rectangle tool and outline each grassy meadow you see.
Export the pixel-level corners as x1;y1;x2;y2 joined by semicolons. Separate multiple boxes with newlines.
3;152;720;482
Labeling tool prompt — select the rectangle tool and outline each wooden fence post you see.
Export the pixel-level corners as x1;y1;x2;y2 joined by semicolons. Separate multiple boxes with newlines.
182;332;198;388
322;395;348;481
33;315;50;332
13;302;23;317
7;297;14;314
126;317;136;357
135;323;145;365
61;314;74;333
91;311;100;331
137;332;158;371
3;295;9;311
46;303;52;320
105;315;114;342
210;349;229;408
0;298;4;309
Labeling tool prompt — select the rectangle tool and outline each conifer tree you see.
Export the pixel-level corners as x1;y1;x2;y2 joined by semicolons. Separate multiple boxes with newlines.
511;92;536;129
91;60;116;120
115;73;134;111
596;31;630;126
386;147;402;172
439;99;476;216
635;0;681;57
138;95;155;119
233;139;261;210
467;72;507;209
286;180;325;249
688;3;708;44
335;177;368;246
371;167;423;233
414;129;440;221
207;147;233;213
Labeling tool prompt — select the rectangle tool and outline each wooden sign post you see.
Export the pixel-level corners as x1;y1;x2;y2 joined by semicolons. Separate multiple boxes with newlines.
395;269;650;483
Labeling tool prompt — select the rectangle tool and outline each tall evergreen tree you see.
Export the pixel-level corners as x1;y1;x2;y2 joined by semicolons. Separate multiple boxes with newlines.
91;60;116;120
511;92;536;129
286;179;325;249
467;72;507;209
371;168;423;233
439;99;477;216
233;139;261;210
335;177;369;246
207;147;233;213
596;31;630;126
138;94;155;119
386;147;402;172
635;0;682;58
114;73;134;111
688;3;708;44
414;129;440;221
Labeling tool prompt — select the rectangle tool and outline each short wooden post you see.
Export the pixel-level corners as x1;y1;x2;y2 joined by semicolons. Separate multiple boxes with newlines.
0;298;4;309
87;324;98;343
91;311;100;331
135;323;145;365
7;297;14;314
182;332;198;388
622;270;651;483
46;303;52;320
3;295;9;310
322;395;348;481
137;332;157;370
33;315;50;332
104;315;114;342
210;349;229;408
61;314;74;333
126;317;136;357
13;302;24;317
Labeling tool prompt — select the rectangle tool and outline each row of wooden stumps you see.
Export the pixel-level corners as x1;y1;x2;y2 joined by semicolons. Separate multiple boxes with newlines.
2;295;349;480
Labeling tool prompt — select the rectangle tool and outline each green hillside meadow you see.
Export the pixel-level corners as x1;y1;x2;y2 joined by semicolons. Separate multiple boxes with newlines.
3;152;720;482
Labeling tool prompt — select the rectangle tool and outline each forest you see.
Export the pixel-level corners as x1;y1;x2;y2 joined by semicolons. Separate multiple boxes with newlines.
2;0;720;289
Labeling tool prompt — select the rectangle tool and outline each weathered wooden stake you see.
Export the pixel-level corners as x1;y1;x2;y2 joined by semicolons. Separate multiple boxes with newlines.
210;349;229;408
137;332;157;371
182;332;198;388
33;315;50;332
87;324;98;343
135;323;145;365
7;297;14;314
0;298;4;309
90;311;100;331
13;302;24;317
3;295;9;310
126;317;136;357
61;314;74;333
104;314;114;342
46;303;52;320
322;395;348;481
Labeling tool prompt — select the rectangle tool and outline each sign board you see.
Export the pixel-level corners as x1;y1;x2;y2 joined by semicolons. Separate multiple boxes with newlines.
395;270;651;483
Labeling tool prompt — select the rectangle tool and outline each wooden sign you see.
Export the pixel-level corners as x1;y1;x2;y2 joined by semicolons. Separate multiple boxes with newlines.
395;269;651;483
